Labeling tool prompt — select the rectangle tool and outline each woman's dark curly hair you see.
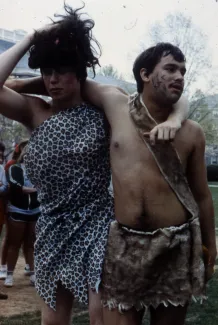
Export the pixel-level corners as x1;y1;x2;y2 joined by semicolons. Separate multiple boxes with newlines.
28;3;101;82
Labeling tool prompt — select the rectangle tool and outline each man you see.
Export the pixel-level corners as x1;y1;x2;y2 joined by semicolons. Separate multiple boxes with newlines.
5;43;200;325
99;43;216;325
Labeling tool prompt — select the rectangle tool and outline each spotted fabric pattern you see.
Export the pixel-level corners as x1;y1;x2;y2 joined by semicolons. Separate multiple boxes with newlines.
24;104;114;310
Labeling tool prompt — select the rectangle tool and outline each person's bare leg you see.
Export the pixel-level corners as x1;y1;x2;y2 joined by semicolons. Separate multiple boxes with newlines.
41;282;74;325
89;288;104;325
6;219;26;272
0;223;8;297
24;221;36;271
103;306;144;325
22;240;29;267
150;304;188;325
0;222;8;266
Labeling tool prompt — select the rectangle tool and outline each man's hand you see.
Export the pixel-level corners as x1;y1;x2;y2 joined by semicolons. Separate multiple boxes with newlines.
203;245;217;282
144;119;182;145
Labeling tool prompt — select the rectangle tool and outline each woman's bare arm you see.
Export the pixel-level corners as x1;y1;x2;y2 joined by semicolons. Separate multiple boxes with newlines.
0;34;35;125
22;186;37;194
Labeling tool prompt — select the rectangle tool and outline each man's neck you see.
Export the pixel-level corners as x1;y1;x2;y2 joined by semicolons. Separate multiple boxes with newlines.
141;93;172;124
51;95;83;114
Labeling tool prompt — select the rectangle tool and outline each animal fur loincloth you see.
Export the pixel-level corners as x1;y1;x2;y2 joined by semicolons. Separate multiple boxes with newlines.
101;219;206;312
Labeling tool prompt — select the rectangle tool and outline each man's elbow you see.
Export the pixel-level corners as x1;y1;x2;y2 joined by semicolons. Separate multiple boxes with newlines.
195;189;212;204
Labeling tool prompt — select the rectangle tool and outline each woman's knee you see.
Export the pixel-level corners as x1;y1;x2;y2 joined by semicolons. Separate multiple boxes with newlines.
41;284;73;325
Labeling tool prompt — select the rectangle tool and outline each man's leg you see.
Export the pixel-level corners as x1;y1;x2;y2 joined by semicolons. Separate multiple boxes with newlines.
150;304;188;325
103;306;144;325
41;282;74;325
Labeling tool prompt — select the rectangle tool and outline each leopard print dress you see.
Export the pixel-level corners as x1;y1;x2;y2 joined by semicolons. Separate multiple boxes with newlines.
24;104;114;310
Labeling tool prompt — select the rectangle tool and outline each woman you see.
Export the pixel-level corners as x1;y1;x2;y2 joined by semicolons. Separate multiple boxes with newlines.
0;139;32;281
4;144;40;287
0;4;188;325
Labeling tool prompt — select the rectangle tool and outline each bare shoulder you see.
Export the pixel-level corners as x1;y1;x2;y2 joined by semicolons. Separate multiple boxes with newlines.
101;86;129;106
182;119;205;145
22;94;50;129
183;119;204;134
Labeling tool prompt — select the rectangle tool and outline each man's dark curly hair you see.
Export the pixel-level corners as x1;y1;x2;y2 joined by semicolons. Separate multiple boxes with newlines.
28;3;101;82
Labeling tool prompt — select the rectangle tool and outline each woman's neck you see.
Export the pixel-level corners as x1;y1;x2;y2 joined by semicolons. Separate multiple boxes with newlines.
51;95;84;114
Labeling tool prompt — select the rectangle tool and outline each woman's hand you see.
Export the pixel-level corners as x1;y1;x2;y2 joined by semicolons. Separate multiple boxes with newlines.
144;119;181;145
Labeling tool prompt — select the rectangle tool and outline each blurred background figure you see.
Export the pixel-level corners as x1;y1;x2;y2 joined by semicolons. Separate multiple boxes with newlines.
1;143;40;287
0;140;31;281
0;141;8;299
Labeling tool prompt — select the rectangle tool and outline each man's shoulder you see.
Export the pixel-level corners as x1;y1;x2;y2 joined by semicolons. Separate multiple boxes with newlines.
183;119;204;133
182;119;205;144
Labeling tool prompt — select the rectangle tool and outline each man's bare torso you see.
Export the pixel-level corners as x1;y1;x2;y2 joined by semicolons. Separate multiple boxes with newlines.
104;92;196;231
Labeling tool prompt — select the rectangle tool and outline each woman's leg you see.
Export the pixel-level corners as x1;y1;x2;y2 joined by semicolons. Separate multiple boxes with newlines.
22;240;30;274
0;221;8;279
24;221;36;272
41;282;74;325
0;221;8;266
89;288;104;325
4;215;26;286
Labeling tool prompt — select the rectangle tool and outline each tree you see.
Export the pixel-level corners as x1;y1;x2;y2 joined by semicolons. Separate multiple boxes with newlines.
98;64;120;79
188;90;218;144
147;12;213;96
0;116;29;158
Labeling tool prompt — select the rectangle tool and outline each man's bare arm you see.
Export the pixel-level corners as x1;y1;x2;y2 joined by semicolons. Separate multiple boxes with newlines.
6;77;189;141
84;79;189;143
186;122;217;277
5;76;47;96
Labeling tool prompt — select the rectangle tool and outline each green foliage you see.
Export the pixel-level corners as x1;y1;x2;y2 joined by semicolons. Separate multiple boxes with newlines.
0;116;29;156
188;90;218;144
98;64;120;79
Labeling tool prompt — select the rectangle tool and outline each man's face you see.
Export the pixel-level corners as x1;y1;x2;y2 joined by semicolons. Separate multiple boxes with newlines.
148;54;186;104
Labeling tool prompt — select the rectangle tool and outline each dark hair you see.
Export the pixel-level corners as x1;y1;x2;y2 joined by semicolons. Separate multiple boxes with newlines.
0;142;5;153
12;139;28;161
133;42;186;93
28;3;101;83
